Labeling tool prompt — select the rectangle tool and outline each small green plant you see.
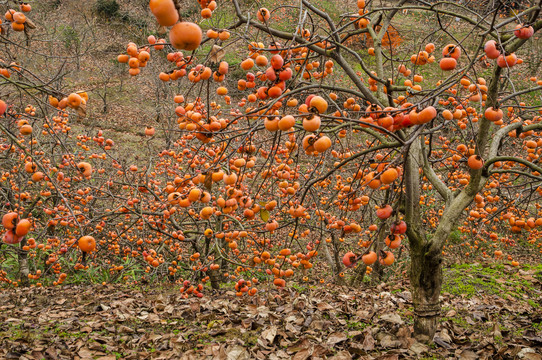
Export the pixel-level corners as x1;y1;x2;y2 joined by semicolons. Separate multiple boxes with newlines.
95;0;120;18
59;25;80;50
448;229;462;244
290;282;308;292
346;321;368;331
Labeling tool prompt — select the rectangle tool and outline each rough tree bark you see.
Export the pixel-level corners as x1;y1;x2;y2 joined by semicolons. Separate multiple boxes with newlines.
409;239;443;341
18;238;29;286
404;138;443;341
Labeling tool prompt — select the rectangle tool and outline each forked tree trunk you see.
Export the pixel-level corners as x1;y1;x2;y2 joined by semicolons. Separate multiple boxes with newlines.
405;137;465;341
409;244;443;342
405;138;442;341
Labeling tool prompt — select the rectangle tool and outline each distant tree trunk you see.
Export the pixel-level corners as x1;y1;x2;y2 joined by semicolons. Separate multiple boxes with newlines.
350;263;367;287
209;269;220;289
323;237;344;285
18;238;29;286
325;219;345;285
370;223;387;283
371;188;392;283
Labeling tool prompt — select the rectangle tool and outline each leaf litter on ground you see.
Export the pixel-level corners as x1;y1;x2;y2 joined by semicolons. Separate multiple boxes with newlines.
0;264;540;359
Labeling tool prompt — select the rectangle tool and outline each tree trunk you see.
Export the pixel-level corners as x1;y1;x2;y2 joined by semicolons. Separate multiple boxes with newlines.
18;238;29;286
370;225;386;283
322;239;343;284
209;269;220;289
350;263;367;286
410;243;442;342
322;218;345;285
404;138;442;342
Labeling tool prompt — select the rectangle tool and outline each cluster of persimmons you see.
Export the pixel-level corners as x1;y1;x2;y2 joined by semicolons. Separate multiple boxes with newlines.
2;3;32;32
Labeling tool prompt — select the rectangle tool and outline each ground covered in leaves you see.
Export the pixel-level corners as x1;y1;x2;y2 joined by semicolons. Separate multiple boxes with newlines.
0;263;541;360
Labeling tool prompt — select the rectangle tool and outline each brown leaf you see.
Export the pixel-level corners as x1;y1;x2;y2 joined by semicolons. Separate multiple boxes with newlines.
25;18;36;29
288;338;312;353
209;45;225;63
5;353;23;359
409;342;429;355
29;350;46;360
375;354;399;360
225;345;250;360
363;332;375;351
523;354;542;360
189;301;200;312
77;102;87;120
312;344;331;357
77;348;93;360
329;350;352;360
380;313;403;325
118;325;134;334
293;347;312;360
327;332;347;345
434;335;452;349
80;326;93;333
261;326;277;344
348;343;365;355
380;335;402;348
157;25;167;35
455;349;478;360
317;302;334;311
45;347;59;360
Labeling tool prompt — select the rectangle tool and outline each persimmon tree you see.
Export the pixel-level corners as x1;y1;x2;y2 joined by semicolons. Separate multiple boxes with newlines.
1;0;542;342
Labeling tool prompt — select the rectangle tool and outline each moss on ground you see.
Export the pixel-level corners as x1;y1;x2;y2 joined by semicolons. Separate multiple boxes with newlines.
443;263;540;307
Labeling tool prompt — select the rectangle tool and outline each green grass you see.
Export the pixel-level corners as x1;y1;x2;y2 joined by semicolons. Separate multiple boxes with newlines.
346;320;369;331
443;263;540;307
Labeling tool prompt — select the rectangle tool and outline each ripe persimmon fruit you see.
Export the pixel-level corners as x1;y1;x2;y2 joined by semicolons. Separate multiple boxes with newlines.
169;22;202;51
78;236;96;253
149;0;179;27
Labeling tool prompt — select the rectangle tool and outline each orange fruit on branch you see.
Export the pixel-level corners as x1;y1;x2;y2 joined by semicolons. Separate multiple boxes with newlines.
439;57;457;71
362;251;377;265
343;251;357;267
3;230;21;244
67;93;82;108
484;40;500;59
15;219;31;237
376;204;393;219
0;100;7;115
77;162;93;177
467;155;484;170
257;8;270;22
380;168;398;184
2;212;18;230
442;44;461;59
379;250;395;265
169;22;202;51
78;236;96;253
313;136;331;153
149;0;179;27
